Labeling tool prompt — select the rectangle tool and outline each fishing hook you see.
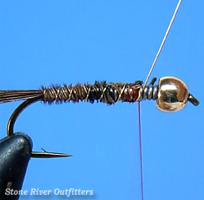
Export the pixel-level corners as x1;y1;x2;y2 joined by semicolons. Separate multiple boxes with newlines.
7;96;70;158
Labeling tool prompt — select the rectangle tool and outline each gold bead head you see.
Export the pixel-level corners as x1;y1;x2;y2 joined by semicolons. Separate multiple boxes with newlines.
156;76;199;112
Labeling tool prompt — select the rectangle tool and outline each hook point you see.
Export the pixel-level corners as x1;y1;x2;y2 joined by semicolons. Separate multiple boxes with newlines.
31;149;72;158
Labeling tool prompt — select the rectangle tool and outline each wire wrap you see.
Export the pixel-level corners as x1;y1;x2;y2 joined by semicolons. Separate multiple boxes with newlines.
42;81;143;105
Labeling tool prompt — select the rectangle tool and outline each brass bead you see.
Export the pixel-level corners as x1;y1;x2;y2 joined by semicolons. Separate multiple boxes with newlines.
156;76;189;112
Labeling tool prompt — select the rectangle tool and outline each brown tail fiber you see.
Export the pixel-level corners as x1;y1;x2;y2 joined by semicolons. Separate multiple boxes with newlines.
0;90;43;103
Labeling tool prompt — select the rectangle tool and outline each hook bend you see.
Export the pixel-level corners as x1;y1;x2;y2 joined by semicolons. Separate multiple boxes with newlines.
7;97;71;158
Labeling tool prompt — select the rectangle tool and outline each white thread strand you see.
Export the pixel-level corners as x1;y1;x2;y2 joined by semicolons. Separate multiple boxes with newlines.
139;0;182;99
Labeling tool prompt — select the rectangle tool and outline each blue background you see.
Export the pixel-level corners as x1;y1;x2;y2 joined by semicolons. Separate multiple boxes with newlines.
0;0;203;200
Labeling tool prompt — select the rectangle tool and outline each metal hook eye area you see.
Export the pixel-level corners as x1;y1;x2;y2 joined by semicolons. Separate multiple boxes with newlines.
7;97;71;158
188;93;199;106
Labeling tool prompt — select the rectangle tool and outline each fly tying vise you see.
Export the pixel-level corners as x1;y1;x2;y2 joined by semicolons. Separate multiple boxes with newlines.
0;76;199;158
